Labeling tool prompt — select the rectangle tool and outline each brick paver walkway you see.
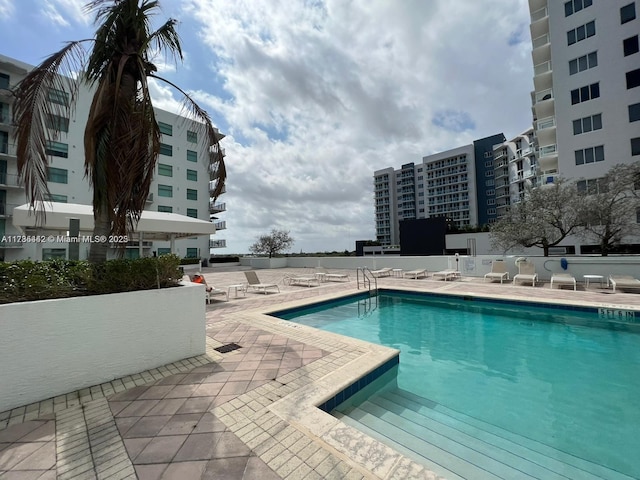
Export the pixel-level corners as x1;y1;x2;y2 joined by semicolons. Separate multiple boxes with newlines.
1;266;639;479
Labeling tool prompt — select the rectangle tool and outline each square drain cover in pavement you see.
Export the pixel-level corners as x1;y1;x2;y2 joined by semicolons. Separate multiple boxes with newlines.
214;343;242;353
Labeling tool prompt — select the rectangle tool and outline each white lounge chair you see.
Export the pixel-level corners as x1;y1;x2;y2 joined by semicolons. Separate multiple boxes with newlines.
183;274;228;302
609;275;640;293
371;267;392;277
244;271;280;294
432;269;460;281
484;260;509;284
550;273;576;290
513;261;537;287
316;267;349;282
403;269;427;279
283;274;319;287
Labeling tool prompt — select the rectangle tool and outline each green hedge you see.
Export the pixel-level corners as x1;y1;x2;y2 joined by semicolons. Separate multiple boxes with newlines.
0;255;183;304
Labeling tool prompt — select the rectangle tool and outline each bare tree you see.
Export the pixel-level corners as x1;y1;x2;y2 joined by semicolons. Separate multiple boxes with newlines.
249;229;294;258
576;162;640;256
490;178;583;256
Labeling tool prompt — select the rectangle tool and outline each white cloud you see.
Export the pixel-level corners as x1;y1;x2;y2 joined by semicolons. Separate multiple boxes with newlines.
0;0;15;19
47;0;91;26
176;0;534;253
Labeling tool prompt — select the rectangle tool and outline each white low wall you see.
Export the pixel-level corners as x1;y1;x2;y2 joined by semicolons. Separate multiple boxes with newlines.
242;255;640;282
0;282;205;412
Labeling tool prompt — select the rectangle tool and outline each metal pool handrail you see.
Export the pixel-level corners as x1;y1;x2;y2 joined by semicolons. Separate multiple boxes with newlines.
357;267;377;292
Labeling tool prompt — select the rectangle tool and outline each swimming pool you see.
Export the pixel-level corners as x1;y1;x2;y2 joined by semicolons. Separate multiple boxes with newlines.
274;291;640;480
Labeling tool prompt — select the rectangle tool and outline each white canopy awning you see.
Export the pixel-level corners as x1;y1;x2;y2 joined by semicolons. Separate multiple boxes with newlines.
12;203;216;240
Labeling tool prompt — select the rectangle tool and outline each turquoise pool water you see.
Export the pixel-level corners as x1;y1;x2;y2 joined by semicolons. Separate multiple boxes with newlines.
275;292;640;479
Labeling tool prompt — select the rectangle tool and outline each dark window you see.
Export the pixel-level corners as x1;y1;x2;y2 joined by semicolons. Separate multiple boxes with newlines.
571;82;599;104
45;114;69;132
48;88;69;106
0;73;9;90
624;35;639;56
592;113;602;130
159;143;173;156
568;29;577;45
158;122;172;136
575;150;585;165
45;141;68;158
627;68;640;89
590;82;600;98
621;3;636;24
595;145;605;162
573;114;602;134
630;102;640;122
47;167;68;183
565;0;593;16
632;138;640;156
158;205;172;213
575;146;604;165
187;130;197;143
571;89;581;104
569;51;598;75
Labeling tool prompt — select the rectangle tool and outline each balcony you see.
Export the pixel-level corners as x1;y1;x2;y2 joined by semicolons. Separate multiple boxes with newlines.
213;221;226;230
209;201;226;214
0;141;16;158
209;239;226;249
145;193;153;203
534;61;551;77
538;144;557;158
0;173;23;189
530;7;549;39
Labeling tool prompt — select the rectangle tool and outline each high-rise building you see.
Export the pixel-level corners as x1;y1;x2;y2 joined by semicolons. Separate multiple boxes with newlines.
0;53;226;261
373;133;504;246
529;0;640;184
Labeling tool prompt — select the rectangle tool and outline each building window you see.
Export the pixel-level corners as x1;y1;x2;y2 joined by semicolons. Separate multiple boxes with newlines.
484;160;493;167
48;88;69;106
45;114;69;132
158;205;172;213
186;169;197;181
629;102;640;122
487;189;495;196
567;20;596;45
485;170;494;177
45;141;68;158
624;35;639;56
485;179;494;186
44;193;68;203
574;145;604;165
42;248;66;260
565;0;592;16
621;3;636;24
632;138;640;156
158;184;173;197
577;178;606;194
186;150;197;162
571;82;600;104
626;68;640;89
186;208;198;218
0;73;9;90
158;163;173;176
186;188;198;200
47;167;68;183
157;247;171;255
569;51;597;75
158;121;172;136
186;247;198;258
159;143;173;156
187;130;197;143
487;198;496;206
573;113;602;134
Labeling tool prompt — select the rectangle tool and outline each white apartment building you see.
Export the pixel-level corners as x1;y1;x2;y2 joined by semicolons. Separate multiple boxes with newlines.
492;128;537;218
0;53;226;261
374;134;504;246
529;0;640;184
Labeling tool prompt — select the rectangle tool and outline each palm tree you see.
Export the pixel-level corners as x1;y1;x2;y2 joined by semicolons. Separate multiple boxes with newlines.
12;0;226;263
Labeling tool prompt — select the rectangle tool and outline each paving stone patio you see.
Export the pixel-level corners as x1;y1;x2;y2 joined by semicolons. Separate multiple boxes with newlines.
1;266;639;479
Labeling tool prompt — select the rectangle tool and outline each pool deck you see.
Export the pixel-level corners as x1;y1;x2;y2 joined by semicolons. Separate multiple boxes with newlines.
2;266;639;479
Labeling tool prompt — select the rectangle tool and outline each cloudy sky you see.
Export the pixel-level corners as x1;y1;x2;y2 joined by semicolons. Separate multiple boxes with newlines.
0;0;535;254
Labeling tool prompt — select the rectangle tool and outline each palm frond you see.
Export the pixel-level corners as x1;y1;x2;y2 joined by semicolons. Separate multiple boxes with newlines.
13;41;88;222
145;18;183;66
149;73;227;201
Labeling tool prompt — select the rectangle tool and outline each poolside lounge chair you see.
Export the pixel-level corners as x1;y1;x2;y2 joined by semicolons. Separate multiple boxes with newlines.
283;273;320;287
316;267;349;282
403;269;427;279
609;275;640;293
484;260;509;284
432;269;460;281
244;271;280;294
185;274;228;302
550;273;576;291
513;261;537;287
371;267;392;277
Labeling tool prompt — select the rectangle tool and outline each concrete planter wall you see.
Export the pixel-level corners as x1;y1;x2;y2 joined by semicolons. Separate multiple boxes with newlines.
0;282;205;412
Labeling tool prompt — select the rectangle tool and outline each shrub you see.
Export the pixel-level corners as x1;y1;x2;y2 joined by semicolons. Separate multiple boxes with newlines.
0;255;182;304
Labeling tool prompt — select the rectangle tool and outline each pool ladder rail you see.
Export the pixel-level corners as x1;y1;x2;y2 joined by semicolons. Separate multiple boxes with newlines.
357;267;378;293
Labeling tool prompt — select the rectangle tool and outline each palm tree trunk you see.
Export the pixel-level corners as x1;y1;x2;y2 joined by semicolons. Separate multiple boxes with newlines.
88;203;111;263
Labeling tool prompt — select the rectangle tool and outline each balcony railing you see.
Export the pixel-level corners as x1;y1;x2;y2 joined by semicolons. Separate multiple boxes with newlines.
213;221;226;230
532;34;550;49
534;61;552;76
209;239;226;248
537;116;556;130
531;6;548;22
209;202;226;213
538;144;557;157
0;173;22;187
534;88;553;103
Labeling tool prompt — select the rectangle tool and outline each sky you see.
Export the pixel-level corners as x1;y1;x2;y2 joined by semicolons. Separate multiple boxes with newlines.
0;0;535;254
